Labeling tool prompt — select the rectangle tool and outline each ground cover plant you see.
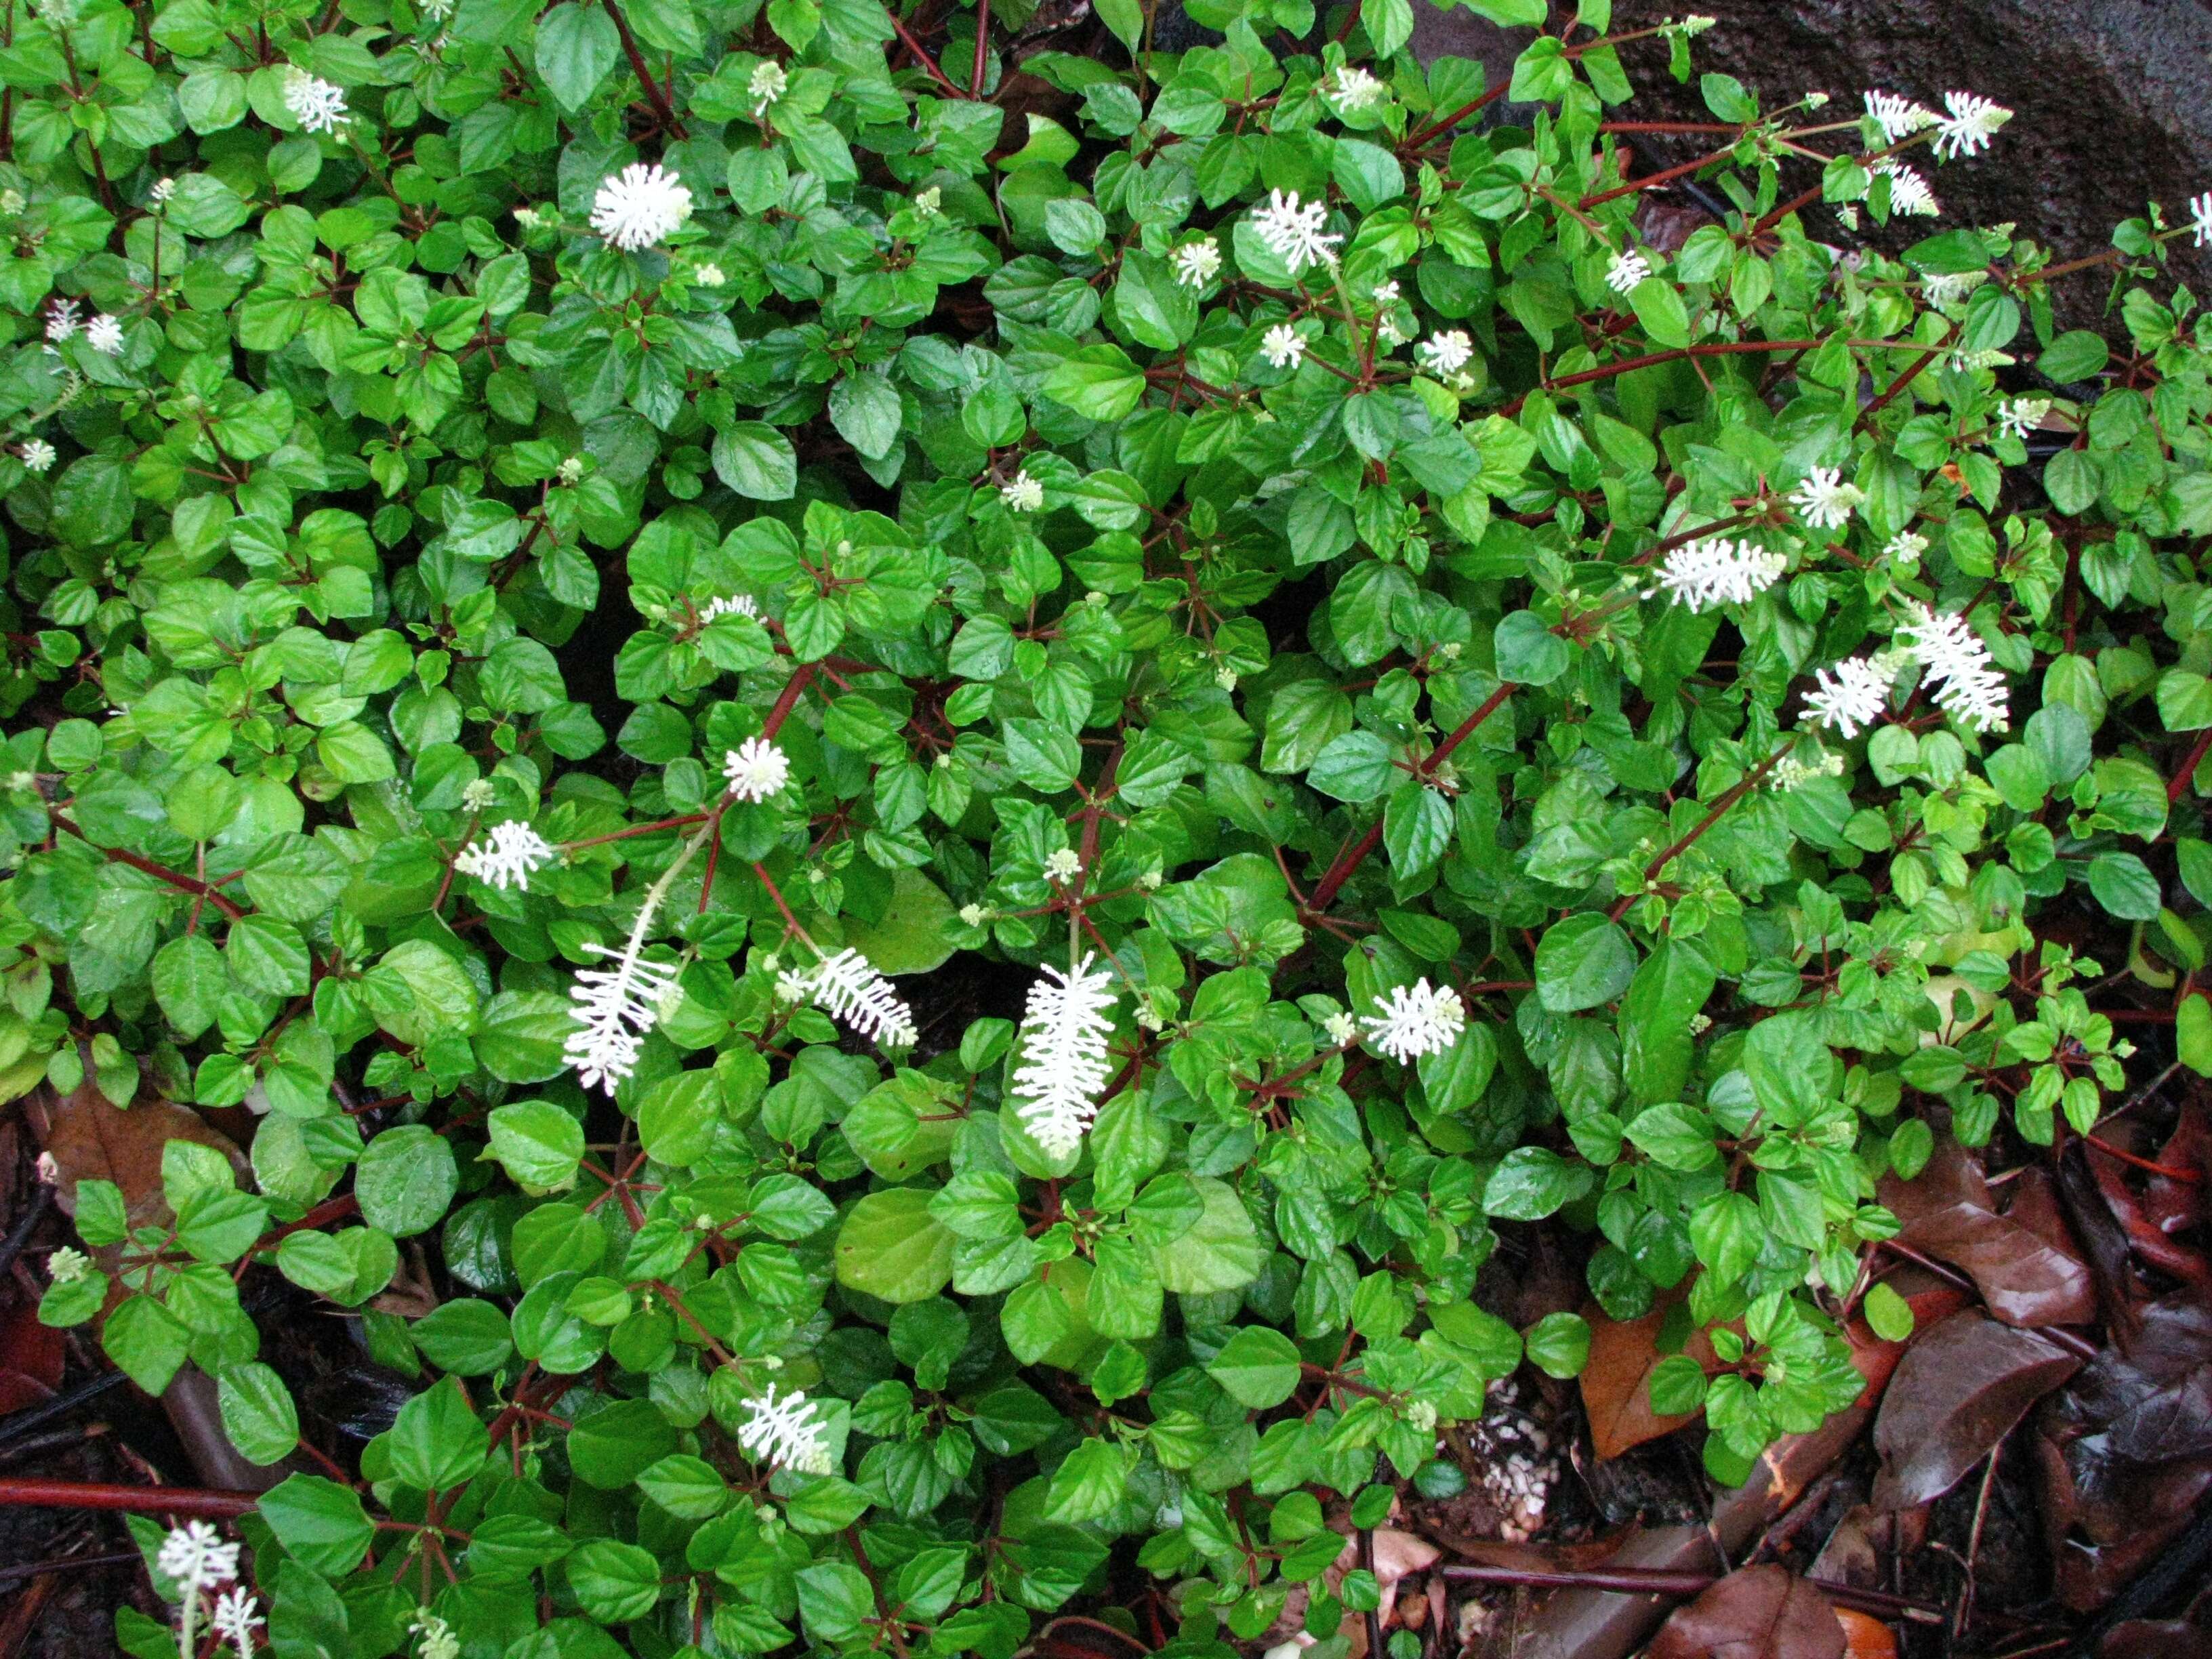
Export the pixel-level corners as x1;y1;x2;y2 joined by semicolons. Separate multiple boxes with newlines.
3;0;2212;1653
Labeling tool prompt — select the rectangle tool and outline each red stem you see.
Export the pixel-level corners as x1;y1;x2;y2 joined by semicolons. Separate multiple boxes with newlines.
1306;682;1517;915
762;662;816;739
602;0;687;138
1607;751;1784;922
1403;82;1509;150
2169;726;2212;802
0;1480;258;1518
49;814;245;920
886;13;967;99
1502;341;1820;418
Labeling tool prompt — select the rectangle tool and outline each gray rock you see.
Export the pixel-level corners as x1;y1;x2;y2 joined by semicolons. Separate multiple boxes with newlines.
1410;0;2212;319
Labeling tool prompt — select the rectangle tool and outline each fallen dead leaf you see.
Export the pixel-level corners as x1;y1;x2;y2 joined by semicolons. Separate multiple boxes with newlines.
1833;1608;1897;1659
1579;1301;1717;1460
1647;1565;1845;1659
40;1080;247;1230
1881;1143;2096;1328
0;1298;64;1414
1871;1311;2080;1511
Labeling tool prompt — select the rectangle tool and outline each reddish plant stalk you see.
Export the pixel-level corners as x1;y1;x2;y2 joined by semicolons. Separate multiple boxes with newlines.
0;1480;258;1518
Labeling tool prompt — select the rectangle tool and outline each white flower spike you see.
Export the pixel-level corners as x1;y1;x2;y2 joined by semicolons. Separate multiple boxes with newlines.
1654;537;1788;613
1993;396;2051;443
1874;160;1940;217
1250;188;1341;275
2192;192;2212;249
700;593;758;622
1898;605;2009;731
1932;91;2011;161
453;820;556;891
722;736;790;803
285;72;350;135
211;1586;263;1655
1803;656;1889;738
807;947;918;1047
1330;66;1385;111
45;298;81;342
1001;470;1044;512
737;1384;834;1473
565;941;681;1093
1011;953;1117;1158
1260;323;1306;369
590;163;693;251
158;1521;241;1594
1605;249;1652;295
1360;979;1465;1064
85;314;123;355
1790;466;1864;531
18;439;56;473
1863;89;1938;142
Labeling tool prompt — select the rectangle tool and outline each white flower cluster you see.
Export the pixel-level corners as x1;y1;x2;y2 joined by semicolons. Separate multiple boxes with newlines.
18;439;56;473
1250;188;1340;275
1417;330;1473;376
804;947;918;1047
1654;537;1787;613
1803;655;1890;738
590;163;693;251
1001;470;1043;512
453;820;556;891
2193;192;2212;249
285;71;350;134
750;59;787;116
1604;249;1652;295
1790;466;1864;530
1011;954;1118;1157
722;736;790;803
1770;750;1846;792
1899;604;2009;731
1360;978;1465;1063
1260;323;1305;369
737;1384;834;1473
1993;396;2051;442
1042;847;1083;884
1329;66;1385;112
1172;237;1221;289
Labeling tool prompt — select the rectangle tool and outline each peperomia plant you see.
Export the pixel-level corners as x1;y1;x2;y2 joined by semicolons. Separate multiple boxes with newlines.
5;0;2212;1653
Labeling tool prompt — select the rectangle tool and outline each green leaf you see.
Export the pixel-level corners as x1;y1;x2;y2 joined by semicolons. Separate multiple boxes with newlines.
1535;914;1637;1012
1483;1148;1594;1221
217;1363;301;1466
485;1101;586;1193
1042;344;1147;421
835;1188;956;1303
258;1476;374;1578
355;1126;457;1238
1206;1326;1303;1407
534;3;619;108
712;422;798;499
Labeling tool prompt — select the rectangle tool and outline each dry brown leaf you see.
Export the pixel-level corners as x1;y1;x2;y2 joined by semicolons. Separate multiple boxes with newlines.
1579;1301;1717;1460
1833;1608;1898;1659
1870;1311;2078;1511
1880;1142;2096;1328
1647;1565;1846;1659
41;1080;247;1229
